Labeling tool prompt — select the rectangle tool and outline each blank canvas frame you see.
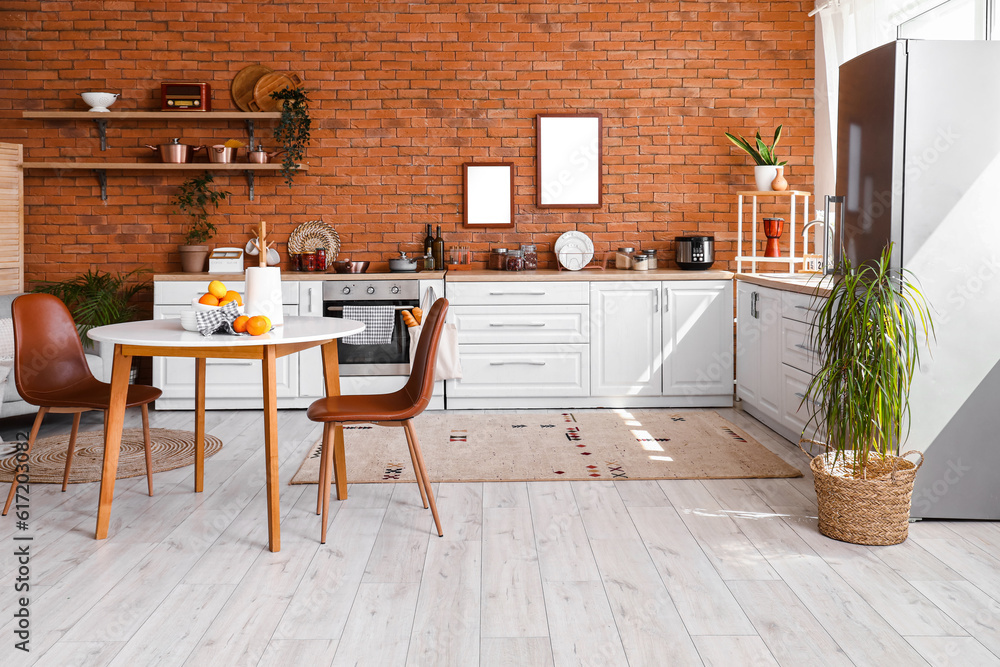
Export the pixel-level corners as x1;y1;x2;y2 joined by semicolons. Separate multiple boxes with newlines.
463;162;514;227
536;113;603;208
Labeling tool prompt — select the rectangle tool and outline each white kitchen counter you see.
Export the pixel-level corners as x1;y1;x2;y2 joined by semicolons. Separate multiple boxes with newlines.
735;272;833;297
447;268;734;282
154;271;445;282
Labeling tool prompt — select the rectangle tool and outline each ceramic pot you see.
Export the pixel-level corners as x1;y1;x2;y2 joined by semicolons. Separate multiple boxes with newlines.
179;245;210;273
771;166;788;191
754;165;778;192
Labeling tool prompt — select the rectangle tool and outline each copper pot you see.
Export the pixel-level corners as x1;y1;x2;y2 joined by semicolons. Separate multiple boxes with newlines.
247;148;284;164
208;145;240;163
144;138;204;163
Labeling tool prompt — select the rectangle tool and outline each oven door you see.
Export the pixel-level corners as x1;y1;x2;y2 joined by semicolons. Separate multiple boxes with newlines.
324;299;416;376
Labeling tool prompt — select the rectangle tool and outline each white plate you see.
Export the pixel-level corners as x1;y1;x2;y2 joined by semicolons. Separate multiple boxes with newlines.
554;230;594;255
558;245;588;271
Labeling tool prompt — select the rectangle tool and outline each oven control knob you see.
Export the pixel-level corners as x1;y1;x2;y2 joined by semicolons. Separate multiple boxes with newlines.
341;286;351;295
366;286;376;295
390;285;400;294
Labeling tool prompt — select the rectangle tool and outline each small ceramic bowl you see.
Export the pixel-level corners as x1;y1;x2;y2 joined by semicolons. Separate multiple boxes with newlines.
81;92;119;112
179;310;199;332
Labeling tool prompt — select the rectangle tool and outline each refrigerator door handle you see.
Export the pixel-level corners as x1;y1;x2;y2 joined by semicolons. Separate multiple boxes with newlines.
824;195;845;275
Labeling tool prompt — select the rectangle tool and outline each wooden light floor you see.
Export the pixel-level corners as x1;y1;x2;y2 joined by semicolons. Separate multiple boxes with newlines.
0;407;998;667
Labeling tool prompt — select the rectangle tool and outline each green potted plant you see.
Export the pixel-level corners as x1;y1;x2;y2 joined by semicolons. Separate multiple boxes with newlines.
724;125;788;191
270;86;311;186
802;244;934;546
34;268;150;348
175;171;230;272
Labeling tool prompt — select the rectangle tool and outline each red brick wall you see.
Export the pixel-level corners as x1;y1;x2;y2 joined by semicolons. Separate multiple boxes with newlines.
1;1;814;284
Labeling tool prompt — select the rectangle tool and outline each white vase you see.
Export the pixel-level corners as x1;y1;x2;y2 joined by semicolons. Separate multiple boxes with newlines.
754;165;778;192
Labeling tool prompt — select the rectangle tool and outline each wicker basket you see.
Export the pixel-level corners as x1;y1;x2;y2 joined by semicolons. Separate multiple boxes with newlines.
288;219;340;259
810;450;923;546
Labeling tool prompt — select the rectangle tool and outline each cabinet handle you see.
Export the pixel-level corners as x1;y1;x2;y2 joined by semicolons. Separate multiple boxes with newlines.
794;343;820;354
489;291;546;296
654;289;659;313
794;391;819;406
751;292;759;318
663;287;668;313
794;304;821;312
209;360;255;367
489;322;546;327
310;287;319;314
489;361;547;366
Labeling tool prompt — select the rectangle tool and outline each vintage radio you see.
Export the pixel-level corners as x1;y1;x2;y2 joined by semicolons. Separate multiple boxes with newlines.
161;82;211;111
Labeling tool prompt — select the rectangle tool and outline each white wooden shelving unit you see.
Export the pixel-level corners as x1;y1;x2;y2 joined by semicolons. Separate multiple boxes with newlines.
736;190;811;273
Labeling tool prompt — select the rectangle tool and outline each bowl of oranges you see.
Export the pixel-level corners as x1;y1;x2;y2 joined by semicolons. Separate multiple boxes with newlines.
193;280;244;312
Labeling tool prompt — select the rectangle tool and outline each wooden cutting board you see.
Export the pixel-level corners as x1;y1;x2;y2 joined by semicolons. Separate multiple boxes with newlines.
230;64;273;112
251;72;302;112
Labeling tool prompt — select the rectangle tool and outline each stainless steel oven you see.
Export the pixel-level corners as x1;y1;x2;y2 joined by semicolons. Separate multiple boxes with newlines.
323;280;420;376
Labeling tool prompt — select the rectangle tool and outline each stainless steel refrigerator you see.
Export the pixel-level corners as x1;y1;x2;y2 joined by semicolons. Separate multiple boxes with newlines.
833;39;1000;519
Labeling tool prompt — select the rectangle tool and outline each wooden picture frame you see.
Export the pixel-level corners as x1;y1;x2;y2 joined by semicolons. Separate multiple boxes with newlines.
463;162;514;228
536;113;603;208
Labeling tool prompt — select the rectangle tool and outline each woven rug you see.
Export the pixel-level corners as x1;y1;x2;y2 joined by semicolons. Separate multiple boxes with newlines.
290;410;801;484
0;429;224;484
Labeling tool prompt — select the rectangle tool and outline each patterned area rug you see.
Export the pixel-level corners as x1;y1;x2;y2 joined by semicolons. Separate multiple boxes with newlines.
0;429;224;484
290;410;801;484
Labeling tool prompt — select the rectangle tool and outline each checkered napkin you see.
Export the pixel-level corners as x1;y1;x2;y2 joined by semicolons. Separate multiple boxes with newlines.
342;305;394;345
196;301;243;336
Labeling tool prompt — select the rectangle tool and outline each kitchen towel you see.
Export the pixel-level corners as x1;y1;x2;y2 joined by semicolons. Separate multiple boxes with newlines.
343;305;394;345
196;301;242;336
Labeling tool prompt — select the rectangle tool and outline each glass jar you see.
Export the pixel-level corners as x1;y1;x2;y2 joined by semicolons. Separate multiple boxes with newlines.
505;249;524;272
315;247;326;271
303;252;316;272
642;249;657;270
615;247;634;270
422;251;435;271
520;243;537;270
489;248;508;270
631;253;650;271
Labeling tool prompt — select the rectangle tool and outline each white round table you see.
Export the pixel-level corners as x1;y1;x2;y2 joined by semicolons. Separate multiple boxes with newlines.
89;316;364;552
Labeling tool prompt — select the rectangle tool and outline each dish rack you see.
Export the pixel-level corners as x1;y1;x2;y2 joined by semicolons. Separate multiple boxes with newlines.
556;251;610;271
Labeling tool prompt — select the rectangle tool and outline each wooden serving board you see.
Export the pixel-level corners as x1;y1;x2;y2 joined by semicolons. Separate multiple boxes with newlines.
250;72;302;112
230;65;273;112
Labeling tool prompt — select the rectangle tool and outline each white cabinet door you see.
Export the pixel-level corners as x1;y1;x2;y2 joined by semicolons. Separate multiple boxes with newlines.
298;282;325;398
736;281;760;405
756;287;783;422
662;280;733;396
590;282;661;396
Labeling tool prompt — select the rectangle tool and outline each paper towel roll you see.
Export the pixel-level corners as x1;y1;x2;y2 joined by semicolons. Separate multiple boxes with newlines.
245;266;284;326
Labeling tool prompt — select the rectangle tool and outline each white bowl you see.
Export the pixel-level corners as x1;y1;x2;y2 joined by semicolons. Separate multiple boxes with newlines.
81;92;119;112
179;310;199;332
191;297;244;313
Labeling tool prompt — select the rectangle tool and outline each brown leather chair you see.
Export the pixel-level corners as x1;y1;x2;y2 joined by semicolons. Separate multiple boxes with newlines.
307;297;449;543
2;293;162;515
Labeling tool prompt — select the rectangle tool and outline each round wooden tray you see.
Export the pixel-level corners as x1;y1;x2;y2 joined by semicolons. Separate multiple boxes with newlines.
230;64;273;112
250;72;302;112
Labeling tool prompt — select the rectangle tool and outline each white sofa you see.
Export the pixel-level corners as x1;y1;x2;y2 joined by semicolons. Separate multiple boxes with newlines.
0;293;105;419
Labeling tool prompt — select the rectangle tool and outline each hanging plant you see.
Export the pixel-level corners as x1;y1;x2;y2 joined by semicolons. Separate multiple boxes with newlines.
271;86;312;186
174;171;230;245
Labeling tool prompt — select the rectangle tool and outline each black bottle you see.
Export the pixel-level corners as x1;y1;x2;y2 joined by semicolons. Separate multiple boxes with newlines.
423;224;434;258
432;225;445;271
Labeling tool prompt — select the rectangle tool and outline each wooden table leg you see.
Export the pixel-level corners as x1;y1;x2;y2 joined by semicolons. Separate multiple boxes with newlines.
261;345;281;552
320;340;348;500
96;345;132;540
194;357;206;492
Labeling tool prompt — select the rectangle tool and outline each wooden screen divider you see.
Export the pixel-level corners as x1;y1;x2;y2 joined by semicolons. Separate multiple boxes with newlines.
0;143;23;294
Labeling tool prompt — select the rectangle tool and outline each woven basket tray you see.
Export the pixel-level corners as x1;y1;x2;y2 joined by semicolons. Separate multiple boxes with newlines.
810;450;923;546
288;220;340;259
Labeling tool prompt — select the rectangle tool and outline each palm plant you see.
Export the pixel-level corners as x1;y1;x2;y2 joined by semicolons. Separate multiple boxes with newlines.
725;125;788;166
34;268;149;346
803;244;934;477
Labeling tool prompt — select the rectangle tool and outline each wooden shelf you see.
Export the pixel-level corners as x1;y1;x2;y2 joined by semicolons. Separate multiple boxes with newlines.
22;111;281;120
21;162;307;201
736;190;811;197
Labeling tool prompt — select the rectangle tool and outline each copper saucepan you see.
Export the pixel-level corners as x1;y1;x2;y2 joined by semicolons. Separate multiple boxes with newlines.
144;138;205;163
247;148;285;164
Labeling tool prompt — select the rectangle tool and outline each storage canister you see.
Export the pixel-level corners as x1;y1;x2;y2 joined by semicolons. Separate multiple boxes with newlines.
631;253;650;271
615;247;635;270
489;248;508;270
520;243;537;270
505;249;524;272
642;249;657;270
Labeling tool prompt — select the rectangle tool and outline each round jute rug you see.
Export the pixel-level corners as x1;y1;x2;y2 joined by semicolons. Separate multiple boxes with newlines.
0;428;224;484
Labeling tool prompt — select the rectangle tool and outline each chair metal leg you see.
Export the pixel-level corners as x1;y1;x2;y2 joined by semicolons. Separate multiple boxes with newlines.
4;407;48;516
317;423;329;515
141;404;153;496
403;419;442;537
320;422;336;544
62;412;83;492
402;421;429;509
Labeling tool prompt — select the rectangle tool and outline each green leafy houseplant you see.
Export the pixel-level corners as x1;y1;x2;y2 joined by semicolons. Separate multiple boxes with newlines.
271;86;311;186
802;244;935;545
725;125;788;166
34;269;150;346
175;171;230;245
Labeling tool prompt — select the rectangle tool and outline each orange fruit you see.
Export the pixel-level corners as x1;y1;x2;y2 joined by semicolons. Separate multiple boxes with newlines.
246;315;269;336
260;315;271;330
232;315;250;333
224;290;243;306
198;293;220;306
207;280;227;299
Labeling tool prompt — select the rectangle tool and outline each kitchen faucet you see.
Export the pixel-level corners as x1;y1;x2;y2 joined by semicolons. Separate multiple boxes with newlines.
802;216;834;273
